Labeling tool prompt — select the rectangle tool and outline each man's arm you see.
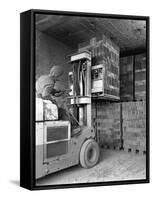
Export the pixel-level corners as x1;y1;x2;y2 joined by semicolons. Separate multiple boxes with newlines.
53;91;64;97
42;85;71;98
53;89;72;97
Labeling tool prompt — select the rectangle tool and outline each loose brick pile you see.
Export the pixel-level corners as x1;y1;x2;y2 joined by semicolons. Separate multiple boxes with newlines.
122;101;146;153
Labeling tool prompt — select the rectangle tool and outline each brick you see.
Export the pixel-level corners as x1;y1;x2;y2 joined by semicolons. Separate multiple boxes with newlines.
135;84;146;92
135;71;146;81
120;56;134;101
122;101;146;152
95;102;122;148
135;92;146;100
135;53;146;71
122;101;146;120
120;56;133;74
79;34;120;100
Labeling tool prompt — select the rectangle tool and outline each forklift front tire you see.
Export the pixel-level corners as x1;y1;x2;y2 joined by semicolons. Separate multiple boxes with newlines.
80;139;100;168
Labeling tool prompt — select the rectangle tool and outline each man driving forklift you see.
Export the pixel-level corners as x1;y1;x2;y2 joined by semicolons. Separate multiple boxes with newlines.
36;65;78;127
36;65;69;103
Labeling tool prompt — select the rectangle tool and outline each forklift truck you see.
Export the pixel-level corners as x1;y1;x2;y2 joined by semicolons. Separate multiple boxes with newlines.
36;51;100;179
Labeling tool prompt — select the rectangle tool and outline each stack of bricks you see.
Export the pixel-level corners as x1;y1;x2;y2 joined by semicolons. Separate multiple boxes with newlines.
78;35;119;65
120;53;146;101
120;56;134;101
78;35;120;67
122;101;146;154
78;34;120;99
96;102;122;149
135;53;146;100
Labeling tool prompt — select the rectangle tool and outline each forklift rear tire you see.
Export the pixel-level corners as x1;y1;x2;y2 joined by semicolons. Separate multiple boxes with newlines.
80;139;100;168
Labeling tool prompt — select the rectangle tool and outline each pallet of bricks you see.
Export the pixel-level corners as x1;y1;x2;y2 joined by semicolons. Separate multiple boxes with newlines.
120;53;146;101
78;34;120;100
120;53;146;155
135;53;146;101
96;102;122;150
122;101;146;155
120;56;134;101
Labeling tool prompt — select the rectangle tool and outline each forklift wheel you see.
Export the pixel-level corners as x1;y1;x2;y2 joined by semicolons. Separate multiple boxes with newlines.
80;139;100;168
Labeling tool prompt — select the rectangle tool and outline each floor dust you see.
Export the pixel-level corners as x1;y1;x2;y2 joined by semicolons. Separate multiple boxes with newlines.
36;149;146;186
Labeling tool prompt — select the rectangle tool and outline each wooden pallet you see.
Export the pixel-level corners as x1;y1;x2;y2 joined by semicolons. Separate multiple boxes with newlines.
123;147;146;155
100;143;122;150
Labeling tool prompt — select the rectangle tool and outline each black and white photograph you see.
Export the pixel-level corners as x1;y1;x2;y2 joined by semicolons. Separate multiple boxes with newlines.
34;11;149;187
1;0;153;198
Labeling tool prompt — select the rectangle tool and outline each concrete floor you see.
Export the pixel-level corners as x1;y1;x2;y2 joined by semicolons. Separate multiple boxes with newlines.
36;149;146;186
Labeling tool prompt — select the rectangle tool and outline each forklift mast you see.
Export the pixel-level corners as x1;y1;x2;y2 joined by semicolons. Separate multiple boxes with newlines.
69;51;92;127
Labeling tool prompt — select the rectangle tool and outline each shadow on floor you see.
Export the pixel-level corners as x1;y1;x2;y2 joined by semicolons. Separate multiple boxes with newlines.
9;180;20;186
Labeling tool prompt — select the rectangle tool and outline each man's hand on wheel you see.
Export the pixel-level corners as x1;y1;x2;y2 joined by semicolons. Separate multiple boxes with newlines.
62;89;72;96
